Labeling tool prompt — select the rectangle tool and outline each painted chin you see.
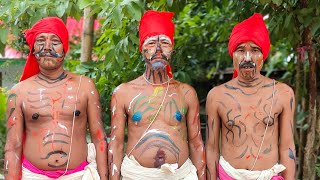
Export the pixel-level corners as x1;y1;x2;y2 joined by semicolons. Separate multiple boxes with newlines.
240;67;256;79
151;60;167;71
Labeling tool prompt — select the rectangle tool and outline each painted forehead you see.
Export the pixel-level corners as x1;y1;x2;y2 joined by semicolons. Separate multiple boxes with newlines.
36;33;60;39
143;35;172;46
236;41;261;49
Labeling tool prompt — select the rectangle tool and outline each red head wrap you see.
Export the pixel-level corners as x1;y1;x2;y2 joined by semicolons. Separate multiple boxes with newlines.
20;17;69;82
139;10;174;51
228;13;270;78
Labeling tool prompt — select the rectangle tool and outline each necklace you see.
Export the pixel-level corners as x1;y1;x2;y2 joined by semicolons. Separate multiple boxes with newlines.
143;73;172;86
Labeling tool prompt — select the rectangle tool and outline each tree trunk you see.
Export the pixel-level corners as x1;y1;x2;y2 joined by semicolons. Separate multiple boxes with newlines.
295;51;303;179
80;7;95;62
302;26;317;179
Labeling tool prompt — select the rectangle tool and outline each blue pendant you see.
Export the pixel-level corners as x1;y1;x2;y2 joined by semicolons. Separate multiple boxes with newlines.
132;111;143;123
175;111;182;122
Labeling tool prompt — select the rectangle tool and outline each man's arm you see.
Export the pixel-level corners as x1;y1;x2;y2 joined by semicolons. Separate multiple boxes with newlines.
86;78;108;180
4;86;24;180
205;88;220;180
184;84;206;180
108;84;126;180
279;85;296;180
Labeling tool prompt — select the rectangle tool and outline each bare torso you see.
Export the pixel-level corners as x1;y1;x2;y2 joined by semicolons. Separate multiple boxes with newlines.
21;73;88;170
118;76;192;168
214;77;287;170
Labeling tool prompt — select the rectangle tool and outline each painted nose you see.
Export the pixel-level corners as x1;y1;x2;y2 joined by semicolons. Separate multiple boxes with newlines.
155;43;162;57
244;51;252;61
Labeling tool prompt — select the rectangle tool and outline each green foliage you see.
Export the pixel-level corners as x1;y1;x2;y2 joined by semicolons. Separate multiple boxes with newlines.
0;0;82;53
317;156;320;177
0;88;7;168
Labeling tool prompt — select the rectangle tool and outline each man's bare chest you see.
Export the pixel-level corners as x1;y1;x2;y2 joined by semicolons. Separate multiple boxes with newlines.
23;80;85;121
125;86;188;126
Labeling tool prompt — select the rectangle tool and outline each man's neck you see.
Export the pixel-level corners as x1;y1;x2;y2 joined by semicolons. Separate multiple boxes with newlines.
39;67;65;80
144;68;170;85
237;74;264;88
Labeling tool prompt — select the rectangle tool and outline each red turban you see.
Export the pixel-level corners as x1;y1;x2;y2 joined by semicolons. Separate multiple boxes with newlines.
20;17;69;82
139;10;174;51
228;13;270;78
228;13;270;61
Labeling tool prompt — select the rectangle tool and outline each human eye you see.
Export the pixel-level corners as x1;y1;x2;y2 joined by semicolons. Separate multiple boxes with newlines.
253;48;261;53
52;39;61;45
36;38;45;44
236;48;244;53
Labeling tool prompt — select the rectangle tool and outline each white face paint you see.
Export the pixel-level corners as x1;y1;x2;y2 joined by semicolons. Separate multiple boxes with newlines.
68;87;73;91
246;51;251;61
22;101;26;110
112;164;118;176
111;135;116;141
168;93;177;97
145;129;169;136
91;90;94;95
68;96;74;99
38;88;46;102
58;123;68;134
113;85;121;93
128;93;141;112
112;105;116;116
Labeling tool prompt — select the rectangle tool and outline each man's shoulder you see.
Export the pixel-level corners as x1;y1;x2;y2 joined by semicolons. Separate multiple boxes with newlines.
10;78;33;93
175;80;195;91
207;81;228;97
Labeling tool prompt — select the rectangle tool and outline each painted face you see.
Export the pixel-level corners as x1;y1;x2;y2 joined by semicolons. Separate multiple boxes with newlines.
142;35;173;71
233;41;263;80
33;33;65;70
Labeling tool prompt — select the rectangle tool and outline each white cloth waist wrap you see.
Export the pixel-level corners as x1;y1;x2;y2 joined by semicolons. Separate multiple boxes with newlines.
121;155;198;180
22;143;100;180
219;156;286;180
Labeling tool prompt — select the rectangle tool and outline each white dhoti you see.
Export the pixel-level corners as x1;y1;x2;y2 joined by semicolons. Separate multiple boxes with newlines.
121;155;198;180
22;143;100;180
219;156;286;180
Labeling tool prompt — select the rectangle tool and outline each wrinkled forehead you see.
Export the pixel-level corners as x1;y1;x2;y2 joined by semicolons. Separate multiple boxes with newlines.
143;35;172;46
36;33;61;40
236;41;261;49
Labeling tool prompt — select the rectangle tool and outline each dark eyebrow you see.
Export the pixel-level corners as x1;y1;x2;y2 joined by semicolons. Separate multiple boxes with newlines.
235;45;245;50
251;46;261;51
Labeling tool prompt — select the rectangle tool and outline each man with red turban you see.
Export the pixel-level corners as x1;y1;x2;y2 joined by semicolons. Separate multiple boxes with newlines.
206;13;295;179
4;17;108;180
108;10;206;179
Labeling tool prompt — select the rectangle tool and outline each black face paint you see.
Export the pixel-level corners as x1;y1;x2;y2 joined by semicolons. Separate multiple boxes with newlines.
34;49;64;59
33;44;64;59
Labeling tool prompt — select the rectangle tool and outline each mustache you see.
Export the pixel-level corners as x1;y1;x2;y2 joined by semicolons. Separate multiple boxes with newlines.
239;61;256;69
34;50;64;58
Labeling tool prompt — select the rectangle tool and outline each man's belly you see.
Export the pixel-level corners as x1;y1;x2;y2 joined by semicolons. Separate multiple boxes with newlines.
126;138;189;168
221;144;279;170
23;136;88;170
